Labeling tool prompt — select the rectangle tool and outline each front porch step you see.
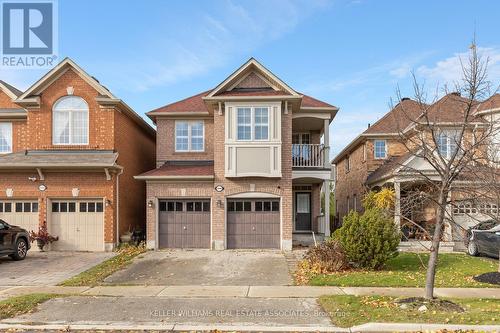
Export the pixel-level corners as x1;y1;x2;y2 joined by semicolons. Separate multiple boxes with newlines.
292;232;325;247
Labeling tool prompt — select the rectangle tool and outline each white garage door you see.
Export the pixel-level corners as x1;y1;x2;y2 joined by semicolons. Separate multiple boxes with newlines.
49;200;104;251
0;200;39;232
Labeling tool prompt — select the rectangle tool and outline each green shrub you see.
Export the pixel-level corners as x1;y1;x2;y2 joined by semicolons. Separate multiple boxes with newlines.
334;208;399;270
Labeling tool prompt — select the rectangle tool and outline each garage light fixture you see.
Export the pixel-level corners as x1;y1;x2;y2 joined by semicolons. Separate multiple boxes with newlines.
217;200;223;208
148;200;154;208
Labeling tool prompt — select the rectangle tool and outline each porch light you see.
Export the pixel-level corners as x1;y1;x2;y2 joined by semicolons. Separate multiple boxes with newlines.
217;200;223;208
148;200;154;208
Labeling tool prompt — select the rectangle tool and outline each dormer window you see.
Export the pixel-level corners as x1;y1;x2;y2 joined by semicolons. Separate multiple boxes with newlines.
53;96;89;145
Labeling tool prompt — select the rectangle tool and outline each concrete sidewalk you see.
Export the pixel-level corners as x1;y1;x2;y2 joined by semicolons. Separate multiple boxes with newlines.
1;321;500;332
1;285;499;299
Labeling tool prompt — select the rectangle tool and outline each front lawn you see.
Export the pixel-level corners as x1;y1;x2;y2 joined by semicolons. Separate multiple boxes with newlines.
59;245;146;287
318;295;500;327
0;293;64;320
310;253;498;288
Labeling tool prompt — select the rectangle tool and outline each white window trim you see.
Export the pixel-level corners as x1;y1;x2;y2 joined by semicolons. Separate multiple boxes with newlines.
175;120;205;152
436;129;460;159
236;106;270;142
374;139;387;159
0;122;12;154
52;96;89;146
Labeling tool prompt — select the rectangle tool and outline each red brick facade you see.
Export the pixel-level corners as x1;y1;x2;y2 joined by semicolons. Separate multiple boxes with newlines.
142;59;335;250
0;63;155;250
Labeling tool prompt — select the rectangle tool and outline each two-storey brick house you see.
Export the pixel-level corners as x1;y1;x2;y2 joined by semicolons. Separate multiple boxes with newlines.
136;58;337;250
333;93;500;244
0;58;155;251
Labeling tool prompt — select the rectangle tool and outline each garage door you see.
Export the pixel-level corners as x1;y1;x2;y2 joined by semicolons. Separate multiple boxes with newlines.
0;200;39;233
227;199;280;249
158;199;211;249
49;200;104;251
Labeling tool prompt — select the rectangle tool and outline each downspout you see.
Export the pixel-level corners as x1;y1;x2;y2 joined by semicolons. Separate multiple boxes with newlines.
115;167;124;248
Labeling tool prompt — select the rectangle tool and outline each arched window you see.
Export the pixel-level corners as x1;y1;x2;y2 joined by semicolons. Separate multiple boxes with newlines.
53;96;89;145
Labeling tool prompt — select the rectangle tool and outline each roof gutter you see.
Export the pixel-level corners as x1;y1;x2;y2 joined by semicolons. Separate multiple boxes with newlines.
475;107;500;115
134;175;215;181
202;95;303;101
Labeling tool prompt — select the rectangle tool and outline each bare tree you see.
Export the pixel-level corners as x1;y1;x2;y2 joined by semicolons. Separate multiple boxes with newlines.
390;43;500;299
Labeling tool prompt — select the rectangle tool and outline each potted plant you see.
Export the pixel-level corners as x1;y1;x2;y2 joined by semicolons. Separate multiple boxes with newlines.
29;223;58;251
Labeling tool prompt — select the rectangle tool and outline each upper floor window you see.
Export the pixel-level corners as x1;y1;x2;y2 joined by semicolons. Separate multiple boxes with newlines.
436;129;459;159
53;96;89;145
237;107;269;141
374;140;387;159
175;120;204;152
0;123;12;153
345;154;351;172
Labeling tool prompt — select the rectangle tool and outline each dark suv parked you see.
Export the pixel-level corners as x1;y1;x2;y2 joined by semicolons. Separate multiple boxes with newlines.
0;219;31;260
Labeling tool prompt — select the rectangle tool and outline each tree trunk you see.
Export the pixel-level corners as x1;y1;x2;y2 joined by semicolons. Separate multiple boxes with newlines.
424;190;447;299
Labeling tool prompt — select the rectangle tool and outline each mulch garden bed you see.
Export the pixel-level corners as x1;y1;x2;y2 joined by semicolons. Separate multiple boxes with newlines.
473;271;500;285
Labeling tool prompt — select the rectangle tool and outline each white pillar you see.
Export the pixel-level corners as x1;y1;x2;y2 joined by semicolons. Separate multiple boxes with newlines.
324;179;331;237
324;118;330;168
394;181;401;230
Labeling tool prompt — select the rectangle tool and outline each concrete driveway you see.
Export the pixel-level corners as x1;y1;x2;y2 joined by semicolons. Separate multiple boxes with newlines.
105;250;294;286
0;252;114;286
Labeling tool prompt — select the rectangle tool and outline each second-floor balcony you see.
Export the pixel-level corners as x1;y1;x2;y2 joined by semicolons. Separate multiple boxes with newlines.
292;144;329;168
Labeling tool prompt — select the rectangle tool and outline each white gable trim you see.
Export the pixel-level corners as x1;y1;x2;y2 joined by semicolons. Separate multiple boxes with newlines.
16;57;115;102
0;82;19;100
206;58;299;98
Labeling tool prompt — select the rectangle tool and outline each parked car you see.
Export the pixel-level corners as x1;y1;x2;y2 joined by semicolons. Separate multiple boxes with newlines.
466;219;500;258
0;219;31;260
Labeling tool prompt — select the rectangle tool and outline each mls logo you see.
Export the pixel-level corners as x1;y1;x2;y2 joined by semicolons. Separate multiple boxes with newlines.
1;0;57;68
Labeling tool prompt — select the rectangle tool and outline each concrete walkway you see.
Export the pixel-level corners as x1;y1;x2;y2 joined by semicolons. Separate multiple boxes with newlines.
1;285;499;299
1;322;500;333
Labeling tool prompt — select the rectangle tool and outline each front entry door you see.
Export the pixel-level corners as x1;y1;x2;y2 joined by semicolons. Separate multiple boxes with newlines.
295;192;311;231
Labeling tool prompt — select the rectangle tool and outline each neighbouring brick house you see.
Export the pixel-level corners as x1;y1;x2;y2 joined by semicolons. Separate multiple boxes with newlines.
136;58;337;250
0;58;155;251
333;93;500;245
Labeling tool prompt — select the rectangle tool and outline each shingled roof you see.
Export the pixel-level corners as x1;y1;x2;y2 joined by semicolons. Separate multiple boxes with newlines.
135;160;214;179
476;94;500;113
0;150;119;168
364;98;425;134
0;80;22;97
147;90;211;116
418;93;482;124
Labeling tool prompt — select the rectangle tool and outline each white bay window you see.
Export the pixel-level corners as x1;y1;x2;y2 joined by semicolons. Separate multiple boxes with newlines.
175;120;204;152
53;96;89;145
225;102;281;177
236;106;269;141
0;123;12;153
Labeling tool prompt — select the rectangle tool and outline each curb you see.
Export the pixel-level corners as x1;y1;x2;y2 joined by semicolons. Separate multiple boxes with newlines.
1;321;500;332
1;285;499;299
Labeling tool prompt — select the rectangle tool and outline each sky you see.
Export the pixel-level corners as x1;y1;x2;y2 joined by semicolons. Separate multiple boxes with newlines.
2;0;500;158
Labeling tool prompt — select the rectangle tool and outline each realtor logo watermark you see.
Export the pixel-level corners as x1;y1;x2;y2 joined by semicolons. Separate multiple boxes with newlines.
1;0;57;68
